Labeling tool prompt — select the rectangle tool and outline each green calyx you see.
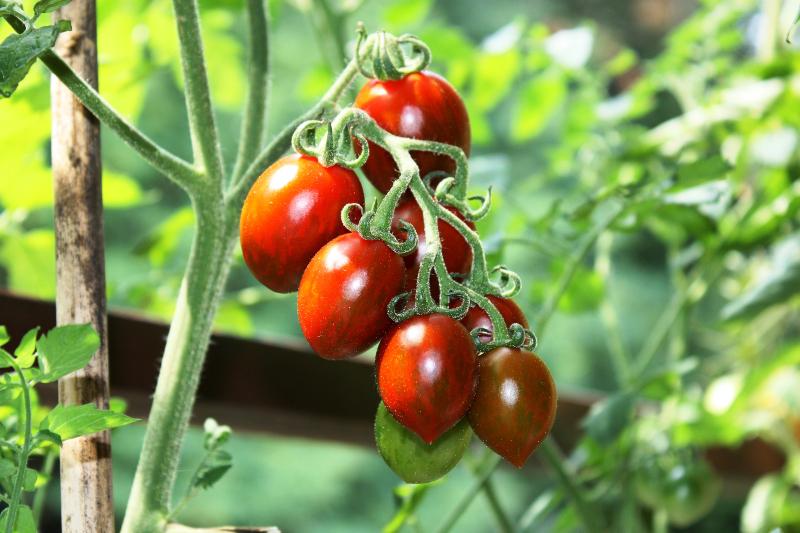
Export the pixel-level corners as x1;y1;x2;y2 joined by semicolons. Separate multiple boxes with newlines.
354;22;431;81
375;402;471;484
291;32;535;351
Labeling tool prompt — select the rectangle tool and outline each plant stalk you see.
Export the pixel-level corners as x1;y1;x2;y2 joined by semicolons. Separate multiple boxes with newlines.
0;353;33;533
171;0;226;184
120;205;238;533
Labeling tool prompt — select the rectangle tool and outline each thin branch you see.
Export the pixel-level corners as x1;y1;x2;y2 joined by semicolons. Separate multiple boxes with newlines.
39;50;202;192
225;58;359;208
171;0;225;185
463;451;514;533
230;0;270;183
538;440;602;533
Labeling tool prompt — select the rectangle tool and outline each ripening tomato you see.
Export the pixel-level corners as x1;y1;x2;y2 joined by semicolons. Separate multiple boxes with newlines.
374;402;472;483
240;154;364;293
462;296;528;344
376;314;477;443
468;348;556;467
355;71;471;193
298;232;406;359
391;198;475;276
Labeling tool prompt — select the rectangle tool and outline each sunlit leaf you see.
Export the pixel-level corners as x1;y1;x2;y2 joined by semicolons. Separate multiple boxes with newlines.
13;327;38;369
36;324;99;383
0;230;56;298
741;475;789;533
511;70;566;142
40;403;137;440
723;252;800;320
0;22;69;97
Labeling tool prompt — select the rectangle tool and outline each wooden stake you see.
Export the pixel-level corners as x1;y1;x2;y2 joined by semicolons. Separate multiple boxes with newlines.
51;1;114;531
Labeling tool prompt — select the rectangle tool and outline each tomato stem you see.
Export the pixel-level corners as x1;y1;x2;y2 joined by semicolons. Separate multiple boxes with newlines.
292;106;531;352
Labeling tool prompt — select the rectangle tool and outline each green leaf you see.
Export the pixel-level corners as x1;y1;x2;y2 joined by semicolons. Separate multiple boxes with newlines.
13;327;38;369
673;156;730;190
383;0;430;31
40;403;137;440
33;429;62;449
0;326;8;346
741;475;789;533
22;468;36;492
109;396;128;414
582;392;635;444
32;0;72;16
722;253;800;320
0;23;69;98
36;324;99;383
0;504;36;533
511;70;566;141
0;458;16;479
193;457;231;490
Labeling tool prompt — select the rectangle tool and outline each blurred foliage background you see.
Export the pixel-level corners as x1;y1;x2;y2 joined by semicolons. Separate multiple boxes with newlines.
2;0;800;531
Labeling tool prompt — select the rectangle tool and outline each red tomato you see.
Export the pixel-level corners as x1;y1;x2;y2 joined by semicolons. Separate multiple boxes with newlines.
298;232;406;359
240;154;364;293
355;71;471;194
376;314;477;443
468;348;556;467
391;198;475;276
462;296;528;344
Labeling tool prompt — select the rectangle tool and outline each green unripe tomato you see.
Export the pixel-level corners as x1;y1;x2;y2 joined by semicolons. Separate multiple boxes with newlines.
634;453;721;527
374;402;472;483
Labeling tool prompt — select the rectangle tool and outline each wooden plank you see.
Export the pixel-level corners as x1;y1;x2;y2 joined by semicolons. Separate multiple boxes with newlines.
0;289;786;479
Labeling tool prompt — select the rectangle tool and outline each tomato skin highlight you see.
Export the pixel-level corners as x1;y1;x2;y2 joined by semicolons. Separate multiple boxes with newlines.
240;154;364;293
374;402;472;484
461;296;528;345
391;197;475;276
355;71;471;194
376;314;477;444
298;232;406;359
468;348;556;468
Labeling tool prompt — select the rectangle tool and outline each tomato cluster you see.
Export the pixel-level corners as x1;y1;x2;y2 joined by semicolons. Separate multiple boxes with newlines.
240;68;556;483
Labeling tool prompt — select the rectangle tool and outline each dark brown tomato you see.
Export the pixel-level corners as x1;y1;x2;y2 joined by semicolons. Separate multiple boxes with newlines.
461;296;528;344
297;232;406;359
240;154;364;293
354;71;471;194
468;348;556;467
391;197;475;277
376;314;477;444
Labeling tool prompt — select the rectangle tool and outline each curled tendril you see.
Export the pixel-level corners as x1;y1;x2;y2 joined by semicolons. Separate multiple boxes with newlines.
490;265;522;298
464;188;493;221
433;176;457;201
522;328;538;351
355;23;431;81
387;292;415;322
340;203;363;232
357;210;377;238
470;327;494;352
383;220;418;255
434;286;470;320
291;119;325;157
507;323;529;348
